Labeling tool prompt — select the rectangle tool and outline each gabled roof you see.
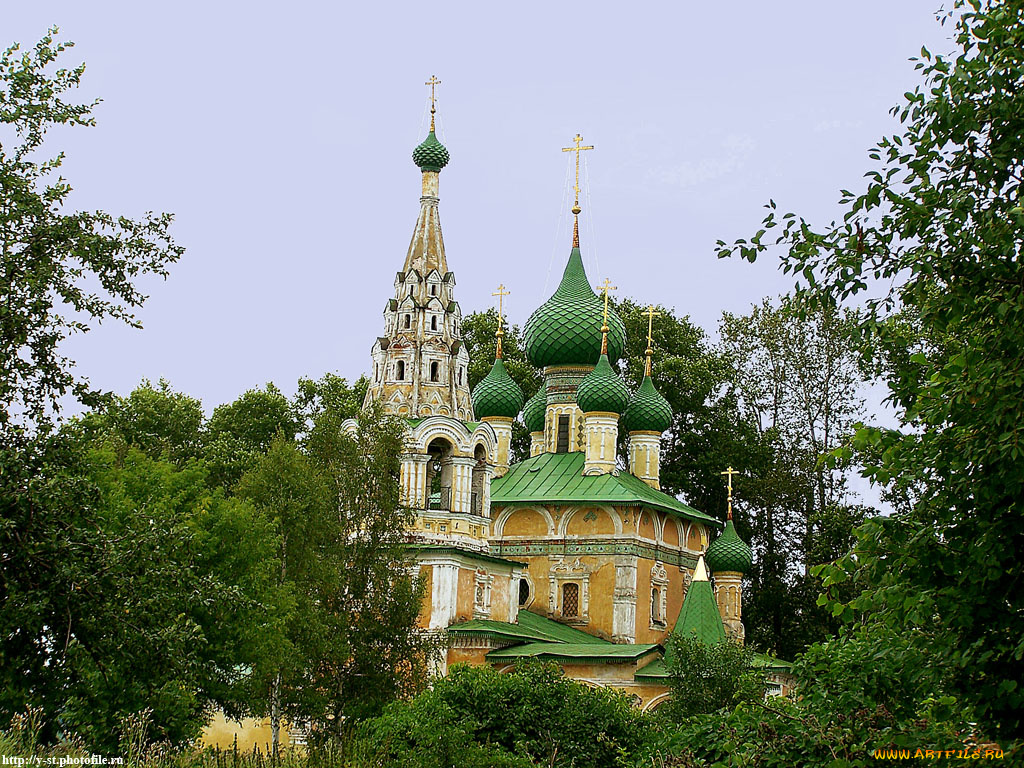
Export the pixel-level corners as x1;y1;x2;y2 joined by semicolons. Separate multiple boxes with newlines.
491;451;721;526
447;609;609;646
516;609;609;644
487;643;660;664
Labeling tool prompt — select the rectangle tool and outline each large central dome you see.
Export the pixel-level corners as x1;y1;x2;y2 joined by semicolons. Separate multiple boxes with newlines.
523;247;626;367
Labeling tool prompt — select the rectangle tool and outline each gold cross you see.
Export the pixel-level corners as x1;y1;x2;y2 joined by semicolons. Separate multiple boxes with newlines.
721;466;739;520
598;279;617;328
561;133;594;211
492;284;510;356
425;75;441;129
491;284;510;333
644;305;660;349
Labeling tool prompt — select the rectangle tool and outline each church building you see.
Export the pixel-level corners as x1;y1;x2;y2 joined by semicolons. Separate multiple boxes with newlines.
342;90;788;711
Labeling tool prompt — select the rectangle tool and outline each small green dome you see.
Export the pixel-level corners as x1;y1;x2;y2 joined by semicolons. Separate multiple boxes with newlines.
705;520;753;574
523;248;626;368
412;131;450;172
576;354;630;414
621;375;673;433
471;357;524;419
523;388;546;433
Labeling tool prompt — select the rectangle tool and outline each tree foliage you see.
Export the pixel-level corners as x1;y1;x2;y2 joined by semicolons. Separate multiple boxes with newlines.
717;0;1024;738
0;30;182;431
359;662;650;768
662;635;765;719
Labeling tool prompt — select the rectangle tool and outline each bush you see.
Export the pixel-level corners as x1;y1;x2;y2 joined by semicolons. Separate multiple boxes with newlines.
358;662;652;768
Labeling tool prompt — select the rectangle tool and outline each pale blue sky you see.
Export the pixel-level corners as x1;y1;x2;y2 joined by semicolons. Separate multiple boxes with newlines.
7;1;951;420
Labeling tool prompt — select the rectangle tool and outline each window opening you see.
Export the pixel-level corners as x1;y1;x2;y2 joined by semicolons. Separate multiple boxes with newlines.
396;360;405;380
562;583;579;617
431;315;438;331
556;415;570;453
519;579;530;606
430;362;440;382
404;314;411;329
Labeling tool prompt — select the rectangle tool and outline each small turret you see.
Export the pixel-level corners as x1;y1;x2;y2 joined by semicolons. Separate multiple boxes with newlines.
622;306;673;488
578;281;629;475
706;467;753;643
470;286;523;477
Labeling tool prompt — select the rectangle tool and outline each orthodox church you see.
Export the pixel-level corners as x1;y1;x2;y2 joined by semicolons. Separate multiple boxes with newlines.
342;92;790;711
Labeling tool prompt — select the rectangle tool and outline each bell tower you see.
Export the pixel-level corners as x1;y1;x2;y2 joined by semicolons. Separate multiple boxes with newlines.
363;78;474;420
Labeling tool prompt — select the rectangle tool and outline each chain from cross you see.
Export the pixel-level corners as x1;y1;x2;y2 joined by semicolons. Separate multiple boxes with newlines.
425;75;441;129
561;133;594;207
597;279;617;328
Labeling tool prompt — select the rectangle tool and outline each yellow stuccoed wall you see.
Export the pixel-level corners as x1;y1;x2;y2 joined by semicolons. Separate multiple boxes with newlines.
201;713;291;751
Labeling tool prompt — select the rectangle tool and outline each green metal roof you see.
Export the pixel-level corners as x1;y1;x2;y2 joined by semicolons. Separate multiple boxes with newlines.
515;609;610;644
471;357;524;419
705;518;753;573
446;618;561;644
522;247;626;367
491;451;720;526
664;574;726;661
447;610;610;646
412;130;449;172
522;388;546;433
487;642;660;664
633;657;669;681
576;353;630;415
621;374;673;434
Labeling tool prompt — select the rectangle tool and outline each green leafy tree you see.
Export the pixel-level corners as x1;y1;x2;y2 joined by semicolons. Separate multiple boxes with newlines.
359;662;650;768
717;0;1024;738
83;379;205;466
718;298;866;657
302;401;433;734
293;372;369;436
239;402;433;746
662;635;766;719
0;30;182;431
205;383;299;489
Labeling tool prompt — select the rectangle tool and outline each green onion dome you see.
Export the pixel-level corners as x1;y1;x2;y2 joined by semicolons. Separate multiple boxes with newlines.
471;357;524;419
576;354;630;414
704;519;753;574
523;248;626;367
523;388;547;433
621;375;673;433
412;131;450;172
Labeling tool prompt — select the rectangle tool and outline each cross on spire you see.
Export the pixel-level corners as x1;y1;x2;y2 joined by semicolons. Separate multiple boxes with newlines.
598;278;616;355
492;283;510;358
721;466;739;520
562;133;594;247
644;305;660;376
425;75;441;130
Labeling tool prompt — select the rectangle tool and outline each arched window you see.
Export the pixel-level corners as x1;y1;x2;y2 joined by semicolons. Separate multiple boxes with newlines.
519;578;530;607
374;363;378;381
430;284;437;296
404;314;411;329
431;315;438;331
457;367;463;385
651;588;661;622
396;360;405;380
562;583;579;617
430;362;440;382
